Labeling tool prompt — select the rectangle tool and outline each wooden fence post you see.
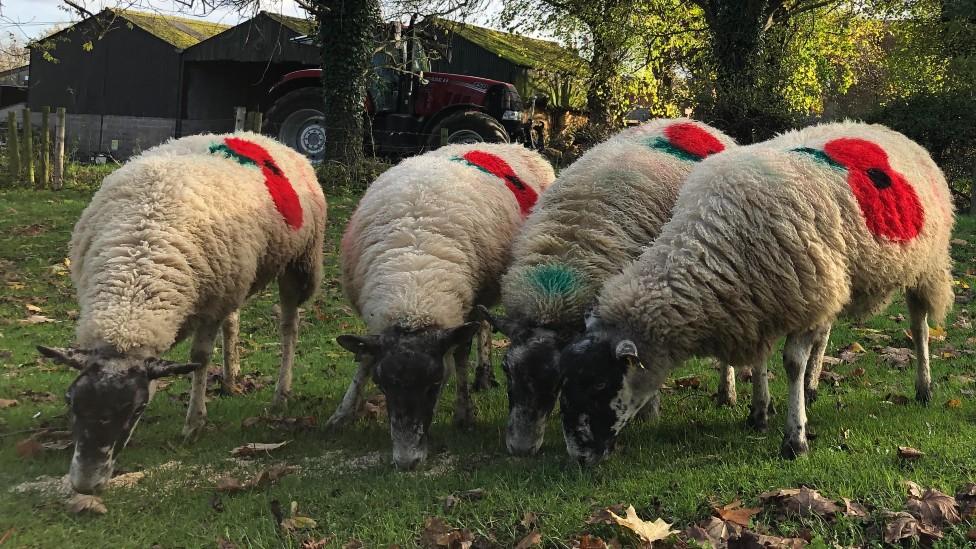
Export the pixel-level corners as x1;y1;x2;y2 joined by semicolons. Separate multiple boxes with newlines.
251;111;263;133
53;107;66;190
22;108;34;188
440;127;449;147
40;106;50;188
234;107;246;132
7;111;19;184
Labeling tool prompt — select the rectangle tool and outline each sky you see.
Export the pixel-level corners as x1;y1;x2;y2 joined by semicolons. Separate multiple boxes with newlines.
0;0;505;42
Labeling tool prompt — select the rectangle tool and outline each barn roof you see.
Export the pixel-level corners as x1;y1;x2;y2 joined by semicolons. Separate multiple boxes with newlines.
431;18;584;75
264;12;316;36
111;9;230;49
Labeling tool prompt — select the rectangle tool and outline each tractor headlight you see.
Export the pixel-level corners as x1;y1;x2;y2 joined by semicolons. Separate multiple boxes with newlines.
502;110;522;121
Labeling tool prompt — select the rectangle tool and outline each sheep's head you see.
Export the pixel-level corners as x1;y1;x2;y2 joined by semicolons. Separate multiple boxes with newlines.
478;305;575;456
37;346;198;494
336;322;480;471
557;331;661;466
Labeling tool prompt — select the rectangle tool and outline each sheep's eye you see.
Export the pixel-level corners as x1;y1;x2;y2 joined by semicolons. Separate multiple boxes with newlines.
594;382;607;391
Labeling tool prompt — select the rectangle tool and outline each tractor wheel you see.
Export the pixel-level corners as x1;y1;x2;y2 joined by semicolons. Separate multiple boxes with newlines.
263;87;326;162
427;111;509;149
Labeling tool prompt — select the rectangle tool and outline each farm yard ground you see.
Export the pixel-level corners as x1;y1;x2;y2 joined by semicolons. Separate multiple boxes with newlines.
1;185;976;548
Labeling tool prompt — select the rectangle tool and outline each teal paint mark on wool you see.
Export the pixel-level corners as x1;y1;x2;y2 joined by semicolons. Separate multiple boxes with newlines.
450;155;493;176
644;136;701;163
210;142;257;167
791;147;845;171
527;264;582;297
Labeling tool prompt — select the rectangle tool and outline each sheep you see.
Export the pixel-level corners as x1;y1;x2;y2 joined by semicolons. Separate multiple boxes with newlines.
330;143;555;470
556;121;954;465
37;132;327;494
478;119;740;456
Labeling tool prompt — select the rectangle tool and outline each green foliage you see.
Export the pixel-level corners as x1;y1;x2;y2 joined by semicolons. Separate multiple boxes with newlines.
315;157;392;192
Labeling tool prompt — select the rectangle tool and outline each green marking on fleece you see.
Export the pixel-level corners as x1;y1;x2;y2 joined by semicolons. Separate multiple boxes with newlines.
643;136;701;163
527;264;582;297
209;143;257;167
450;155;494;176
791;147;845;171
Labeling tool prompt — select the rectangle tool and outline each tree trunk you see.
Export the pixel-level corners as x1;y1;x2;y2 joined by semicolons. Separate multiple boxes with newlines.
585;32;623;131
317;0;381;168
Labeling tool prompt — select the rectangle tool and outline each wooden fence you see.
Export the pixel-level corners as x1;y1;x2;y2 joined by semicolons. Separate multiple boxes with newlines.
4;106;67;190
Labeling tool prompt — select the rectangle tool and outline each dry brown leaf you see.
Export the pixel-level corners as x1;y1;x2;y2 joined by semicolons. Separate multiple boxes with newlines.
840;498;870;520
301;538;333;549
883;511;942;544
884;393;910;406
929;326;947;341
819;370;844;385
15;438;44;459
24;304;42;313
571;535;608;549
898;446;924;460
759;487;840;518
607;505;676;544
19;390;56;403
217;537;239;549
420;517;452;547
363;393;387;420
946;398;962;409
341;539;364;549
878;347;914;368
67;494;107;515
906;486;960;526
737;529;808;548
587;503;627;525
215;476;245;493
951;238;969;246
491;338;510;349
713;499;761;527
230;441;289;456
281;516;317;531
956;484;976;520
851;367;866;378
20;314;56;325
514;529;541;549
0;399;18;409
685;516;741;547
674;375;701;389
520;511;539;530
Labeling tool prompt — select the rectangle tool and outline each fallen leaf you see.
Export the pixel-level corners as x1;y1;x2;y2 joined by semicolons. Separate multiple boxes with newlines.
0;528;13;545
883;511;942;544
906;486;960;526
737;529;808;548
713;499;761;527
15;438;44;459
956;484;976;520
67;494;107;515
929;326;947;341
819;370;844;385
363;393;386;420
0;399;18;409
491;338;510;349
898;446;924;460
946;398;962;408
889;313;905;322
19;390;56;403
571;535;608;549
520;511;539;530
20;315;56;325
420;517;452;547
759;487;841;518
250;464;297;488
840;498;870;520
587;503;627;525
217;537;238;549
820;356;842;367
607;505;676;544
968;528;976;542
851;367;866;377
281;516;318;531
215;476;245;493
685;516;740;546
884;393;911;405
515;529;541;549
230;441;289;456
301;538;333;549
673;375;701;389
878;347;914;368
341;540;364;549
24;304;42;313
951;238;969;246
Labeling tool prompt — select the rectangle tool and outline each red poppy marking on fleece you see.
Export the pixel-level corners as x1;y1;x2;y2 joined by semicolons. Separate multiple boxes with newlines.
453;150;538;217
214;137;304;230
663;122;726;160
821;137;923;242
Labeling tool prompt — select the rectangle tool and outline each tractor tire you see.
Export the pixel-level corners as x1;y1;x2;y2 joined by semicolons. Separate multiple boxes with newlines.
427;111;509;149
263;87;326;162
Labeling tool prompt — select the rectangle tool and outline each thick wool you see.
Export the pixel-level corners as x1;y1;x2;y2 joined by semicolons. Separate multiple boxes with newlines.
70;131;327;357
501;119;736;328
341;143;555;333
598;122;954;369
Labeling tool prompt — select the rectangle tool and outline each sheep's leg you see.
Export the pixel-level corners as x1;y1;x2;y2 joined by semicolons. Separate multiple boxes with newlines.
803;325;830;404
636;390;660;421
781;329;821;459
746;361;771;431
472;320;498;391
906;290;932;404
220;310;241;395
325;356;373;428
183;322;220;439
453;339;476;428
272;302;300;407
715;363;737;407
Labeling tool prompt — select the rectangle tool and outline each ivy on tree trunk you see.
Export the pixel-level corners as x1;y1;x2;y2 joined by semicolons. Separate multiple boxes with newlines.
316;0;381;166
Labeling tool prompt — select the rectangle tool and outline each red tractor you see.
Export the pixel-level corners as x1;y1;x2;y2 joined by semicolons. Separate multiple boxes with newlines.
262;31;528;160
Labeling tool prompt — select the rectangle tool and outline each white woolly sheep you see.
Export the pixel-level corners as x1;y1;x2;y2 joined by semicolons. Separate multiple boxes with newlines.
38;132;327;493
331;143;554;470
557;121;954;465
480;118;740;456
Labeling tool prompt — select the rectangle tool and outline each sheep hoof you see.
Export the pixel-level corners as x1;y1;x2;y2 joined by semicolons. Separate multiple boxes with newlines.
915;386;931;405
271;392;290;410
182;421;205;441
746;405;768;432
453;407;475;429
220;382;242;396
324;411;353;430
472;369;498;392
714;391;737;408
780;435;809;459
805;388;818;405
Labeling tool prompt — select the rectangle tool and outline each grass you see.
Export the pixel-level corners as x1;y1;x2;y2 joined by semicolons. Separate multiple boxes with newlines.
1;184;976;548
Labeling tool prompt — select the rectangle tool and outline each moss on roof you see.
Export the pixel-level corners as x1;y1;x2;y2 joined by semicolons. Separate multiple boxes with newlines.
432;18;584;75
112;9;229;49
264;12;316;36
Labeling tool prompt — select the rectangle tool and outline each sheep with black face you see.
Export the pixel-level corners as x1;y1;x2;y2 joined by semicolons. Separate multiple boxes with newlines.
39;132;326;493
332;143;554;470
482;119;738;456
559;122;954;466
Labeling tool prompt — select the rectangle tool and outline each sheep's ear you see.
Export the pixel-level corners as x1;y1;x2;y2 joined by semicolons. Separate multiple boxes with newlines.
614;340;644;370
37;346;90;370
439;321;481;353
336;334;381;358
475;305;518;337
145;358;201;379
583;307;600;330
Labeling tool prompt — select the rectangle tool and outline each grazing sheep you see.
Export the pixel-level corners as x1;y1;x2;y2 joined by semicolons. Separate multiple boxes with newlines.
331;143;555;470
480;119;739;456
38;132;326;493
557;122;954;465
